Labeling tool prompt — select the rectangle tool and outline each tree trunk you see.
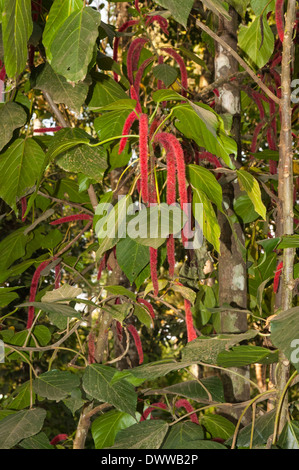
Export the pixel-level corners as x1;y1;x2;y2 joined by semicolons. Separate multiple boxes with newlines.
215;7;250;417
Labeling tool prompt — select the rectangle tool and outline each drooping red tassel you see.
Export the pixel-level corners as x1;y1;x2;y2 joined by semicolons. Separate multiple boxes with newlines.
137;298;155;320
140;403;167;421
135;0;140;12
127;38;149;84
250;121;265;153
33;126;62;133
184;298;197;342
113;20;139;82
50;214;93;225
127;324;144;364
139;114;149;203
149;247;159;297
119;111;138;154
134;56;154;97
27;260;51;329
175;399;199;424
50;434;68;446
97;254;107;281
145;15;169;36
54;263;61;289
273;261;283;293
161;48;188;97
275;0;285;42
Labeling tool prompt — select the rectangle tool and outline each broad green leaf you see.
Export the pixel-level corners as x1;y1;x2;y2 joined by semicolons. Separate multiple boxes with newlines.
1;0;33;77
270;307;299;372
226;410;275;448
162;422;204;449
88;73;128;109
0;287;20;307
151;376;225;403
182;330;258;364
19;432;53;450
277;421;299;449
51;7;101;82
144;278;168;296
133;303;153;329
34;63;89;113
278;235;299;249
217;345;279;367
192;187;220;253
83;364;137;417
152;89;186;103
56;144;107;181
226;0;249;16
0;259;35;284
173;104;236;167
237;169;266;220
116;237;150;284
101;302;132;324
171;284;196;305
94;109;131;143
154;0;194;28
0;138;45;212
179;46;208;69
5;382;35;411
251;0;275;15
17;301;82;319
109;420;169;449
63;388;86;415
92;410;137;449
238;15;274;68
33;370;80;401
234;194;259;223
188;164;223;211
105;285;136;301
152;64;178;87
0;228;28;270
42;284;83;303
200;414;235;440
95;99;137;112
43;0;83;62
0;102;27;151
0;408;46;449
201;0;231;20
124;360;197;382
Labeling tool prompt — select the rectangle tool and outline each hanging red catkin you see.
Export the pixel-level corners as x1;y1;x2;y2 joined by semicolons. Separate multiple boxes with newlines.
135;0;140;12
130;85;142;114
21;197;27;222
145;15;169;36
50;214;93;225
33;126;62;133
134;56;154;97
54;263;61;289
161;48;188;97
88;333;96;364
150;247;159;297
184;298;197;342
139;114;149;203
175;399;199;424
27;260;51;329
275;0;285;42
273;261;283;293
116;320;123;342
127;324;144;364
97;254;107;281
113;20;139;82
137;298;155;320
250;121;265;153
119;111;138;154
50;434;68;446
127;38;149;84
140;403;167;421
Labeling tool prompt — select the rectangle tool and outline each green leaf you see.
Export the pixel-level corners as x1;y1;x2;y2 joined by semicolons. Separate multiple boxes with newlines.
109;420;169;449
277;421;299;449
188;164;223;211
278;235;299;249
171;284;196;305
51;6;101;82
226;410;275;448
1;0;33;77
182;330;258;364
238;14;274;68
0;102;27;151
124;360;197;382
200;414;235;440
270;307;299;372
33;370;80;402
0;287;20;307
162;422;204;449
237;169;266;220
133;303;153;329
179;46;208;69
201;0;231;20
42;0;83;62
92;410;137;449
94;109;131;143
101;302;132;324
217;345;279;368
152;376;224;403
152;89;186;103
34;63;89;113
192;187;220;253
56;145;107;181
0;408;46;449
0;138;45;212
250;0;275;15
17;301;82;319
152;64;178;87
19;432;53;450
88;73;128;109
0;259;35;284
234;194;259;223
116;237;150;284
83;364;137;417
0;228;28;270
6;382;35;411
173;104;236;168
105;285;136;301
154;0;194;28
